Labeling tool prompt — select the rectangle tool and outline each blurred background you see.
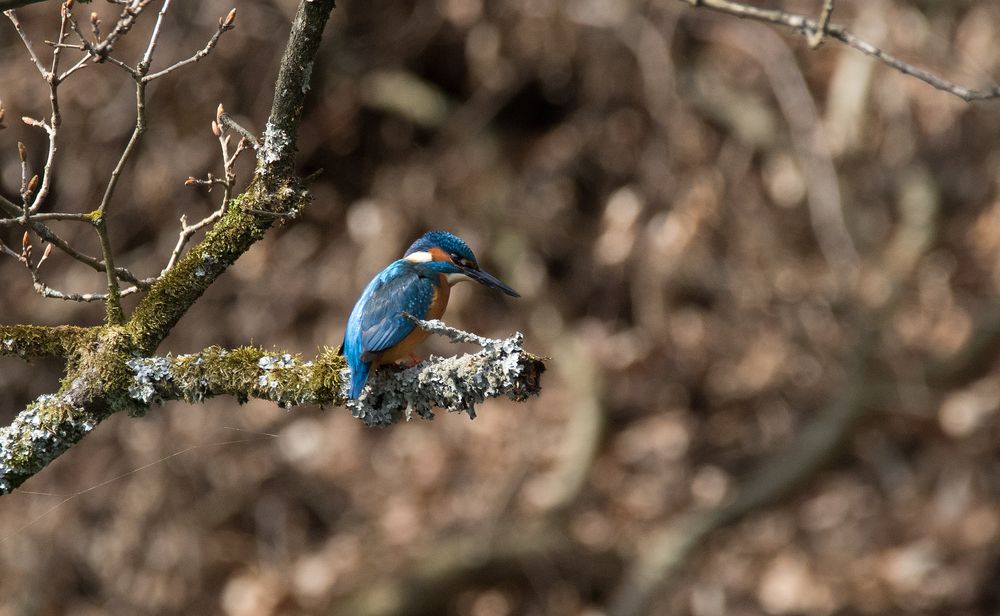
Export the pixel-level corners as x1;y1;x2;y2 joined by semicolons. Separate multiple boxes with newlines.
3;0;1000;613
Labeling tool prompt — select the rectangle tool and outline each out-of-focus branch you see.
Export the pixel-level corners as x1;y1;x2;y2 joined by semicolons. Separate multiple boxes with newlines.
679;0;1000;102
0;0;51;11
0;322;543;494
606;327;878;616
930;308;1000;389
605;162;941;616
704;20;858;277
338;526;619;616
530;333;604;517
807;0;834;48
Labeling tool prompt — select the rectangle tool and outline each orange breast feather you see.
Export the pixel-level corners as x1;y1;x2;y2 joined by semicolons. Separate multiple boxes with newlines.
375;277;450;365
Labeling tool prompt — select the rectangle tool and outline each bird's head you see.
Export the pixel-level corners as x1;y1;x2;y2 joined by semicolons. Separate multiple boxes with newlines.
404;231;520;297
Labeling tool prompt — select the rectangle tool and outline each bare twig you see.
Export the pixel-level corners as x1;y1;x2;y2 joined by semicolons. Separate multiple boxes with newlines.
807;0;834;48
5;9;48;76
91;0;152;62
218;111;260;149
679;0;1000;102
143;7;235;81
0;211;91;225
139;0;171;68
2;0;246;311
163;106;255;274
0;193;145;286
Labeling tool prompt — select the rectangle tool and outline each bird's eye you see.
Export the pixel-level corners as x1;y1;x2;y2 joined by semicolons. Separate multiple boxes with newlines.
450;253;475;269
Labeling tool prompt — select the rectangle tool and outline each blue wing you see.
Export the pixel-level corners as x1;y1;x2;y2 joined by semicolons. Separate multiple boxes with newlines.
343;260;435;398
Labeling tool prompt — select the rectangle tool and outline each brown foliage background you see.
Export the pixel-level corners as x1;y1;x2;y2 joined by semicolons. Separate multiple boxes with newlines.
3;0;1000;614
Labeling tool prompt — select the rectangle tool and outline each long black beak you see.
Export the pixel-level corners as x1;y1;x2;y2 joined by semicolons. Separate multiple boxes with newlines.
464;266;520;297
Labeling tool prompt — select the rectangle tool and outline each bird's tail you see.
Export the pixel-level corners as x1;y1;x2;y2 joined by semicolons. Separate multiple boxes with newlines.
348;361;371;399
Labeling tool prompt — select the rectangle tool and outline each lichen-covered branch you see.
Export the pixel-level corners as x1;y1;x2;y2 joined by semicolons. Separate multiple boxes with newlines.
0;324;89;359
0;322;544;494
0;0;341;495
0;0;545;502
129;321;542;426
353;318;544;425
260;0;334;174
126;0;334;353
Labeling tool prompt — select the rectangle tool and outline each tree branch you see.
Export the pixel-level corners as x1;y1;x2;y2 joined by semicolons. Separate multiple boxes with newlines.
259;0;333;173
0;323;544;494
0;0;340;494
0;324;89;359
127;0;334;354
680;0;1000;102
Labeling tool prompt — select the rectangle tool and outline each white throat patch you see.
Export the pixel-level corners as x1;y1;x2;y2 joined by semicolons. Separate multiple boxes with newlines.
446;272;472;284
404;251;433;263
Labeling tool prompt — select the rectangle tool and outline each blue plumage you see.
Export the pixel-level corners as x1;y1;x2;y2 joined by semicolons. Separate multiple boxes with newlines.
405;231;475;262
342;231;519;400
344;261;437;398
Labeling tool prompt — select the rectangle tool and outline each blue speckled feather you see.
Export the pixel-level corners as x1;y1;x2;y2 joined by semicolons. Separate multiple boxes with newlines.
344;260;438;399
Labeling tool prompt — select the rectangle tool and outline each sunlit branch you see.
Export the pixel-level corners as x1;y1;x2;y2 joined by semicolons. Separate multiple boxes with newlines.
680;0;1000;101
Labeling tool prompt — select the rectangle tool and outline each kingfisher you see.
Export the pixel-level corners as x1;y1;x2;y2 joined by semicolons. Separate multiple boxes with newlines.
342;231;520;400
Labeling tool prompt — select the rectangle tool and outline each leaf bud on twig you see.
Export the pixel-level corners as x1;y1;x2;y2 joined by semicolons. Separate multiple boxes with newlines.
27;175;39;193
17;142;26;162
221;8;236;29
211;121;222;137
38;243;53;268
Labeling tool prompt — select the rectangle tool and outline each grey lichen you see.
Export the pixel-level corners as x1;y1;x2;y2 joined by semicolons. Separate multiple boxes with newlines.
121;321;542;424
349;318;544;427
127;355;173;405
0;393;95;495
262;121;291;165
0;0;342;497
1;321;543;495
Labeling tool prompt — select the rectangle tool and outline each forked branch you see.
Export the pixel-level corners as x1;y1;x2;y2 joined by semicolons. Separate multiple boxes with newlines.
681;0;1000;101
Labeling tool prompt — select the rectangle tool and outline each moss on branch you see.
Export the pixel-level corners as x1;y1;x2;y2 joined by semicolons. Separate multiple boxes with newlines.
0;324;91;359
126;180;308;354
0;328;544;494
0;0;546;499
